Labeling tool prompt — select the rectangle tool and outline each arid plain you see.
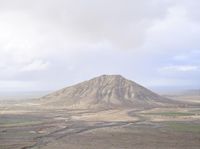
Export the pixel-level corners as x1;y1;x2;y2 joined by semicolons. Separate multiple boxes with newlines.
0;75;200;149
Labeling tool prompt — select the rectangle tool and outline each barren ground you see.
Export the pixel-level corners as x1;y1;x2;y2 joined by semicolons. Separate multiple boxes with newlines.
0;99;200;149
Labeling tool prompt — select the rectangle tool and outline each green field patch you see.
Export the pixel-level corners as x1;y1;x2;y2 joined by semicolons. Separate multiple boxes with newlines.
0;117;43;126
143;111;195;116
1;130;39;139
190;109;200;113
165;122;200;133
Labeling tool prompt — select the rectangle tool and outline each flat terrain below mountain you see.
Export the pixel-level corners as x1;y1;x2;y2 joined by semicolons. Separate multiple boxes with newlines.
0;102;200;149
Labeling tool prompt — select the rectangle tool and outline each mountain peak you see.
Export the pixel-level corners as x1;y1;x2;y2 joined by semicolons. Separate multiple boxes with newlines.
90;74;127;83
92;74;126;81
98;74;124;78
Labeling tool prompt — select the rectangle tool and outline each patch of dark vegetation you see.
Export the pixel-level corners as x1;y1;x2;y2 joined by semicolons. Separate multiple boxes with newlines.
144;112;196;116
165;121;200;133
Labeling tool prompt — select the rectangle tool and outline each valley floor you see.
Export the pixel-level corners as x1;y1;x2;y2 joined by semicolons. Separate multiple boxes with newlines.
0;104;200;149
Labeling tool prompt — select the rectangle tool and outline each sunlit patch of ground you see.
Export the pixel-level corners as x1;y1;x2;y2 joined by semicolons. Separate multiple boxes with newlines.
71;109;138;122
139;107;200;122
168;95;200;103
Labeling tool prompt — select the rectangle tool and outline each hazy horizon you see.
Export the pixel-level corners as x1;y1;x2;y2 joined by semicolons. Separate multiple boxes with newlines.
0;0;200;92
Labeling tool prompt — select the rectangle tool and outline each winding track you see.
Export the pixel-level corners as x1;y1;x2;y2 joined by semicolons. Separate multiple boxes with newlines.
23;109;148;149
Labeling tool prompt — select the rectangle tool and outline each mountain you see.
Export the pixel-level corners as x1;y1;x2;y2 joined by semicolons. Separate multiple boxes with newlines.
39;75;173;109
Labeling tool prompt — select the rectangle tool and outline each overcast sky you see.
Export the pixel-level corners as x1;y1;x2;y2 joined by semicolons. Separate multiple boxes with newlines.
0;0;200;92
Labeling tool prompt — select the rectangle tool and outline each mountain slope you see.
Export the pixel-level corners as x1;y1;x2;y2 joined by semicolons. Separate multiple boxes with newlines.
39;75;173;109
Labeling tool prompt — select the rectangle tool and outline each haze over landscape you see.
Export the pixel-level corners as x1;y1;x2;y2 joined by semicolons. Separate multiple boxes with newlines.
0;1;200;149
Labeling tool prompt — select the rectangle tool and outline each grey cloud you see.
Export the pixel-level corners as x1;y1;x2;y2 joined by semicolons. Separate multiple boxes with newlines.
0;0;171;49
0;0;200;91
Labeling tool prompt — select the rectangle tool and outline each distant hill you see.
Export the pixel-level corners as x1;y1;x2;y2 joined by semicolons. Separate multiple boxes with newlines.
0;91;51;101
164;89;200;104
39;75;174;109
180;90;200;96
164;89;200;96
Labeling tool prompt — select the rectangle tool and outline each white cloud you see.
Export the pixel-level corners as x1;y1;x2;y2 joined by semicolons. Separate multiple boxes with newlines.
20;60;49;72
173;55;188;61
144;3;200;55
0;80;38;91
160;65;199;72
0;0;200;91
